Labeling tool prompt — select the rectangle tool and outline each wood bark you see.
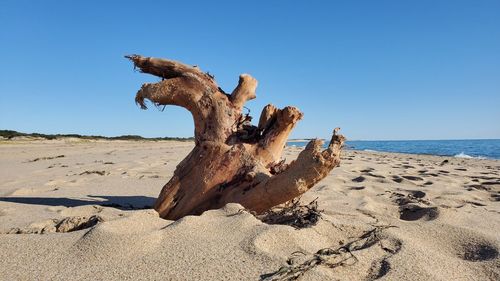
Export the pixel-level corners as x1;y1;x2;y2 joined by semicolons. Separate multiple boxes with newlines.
126;55;345;220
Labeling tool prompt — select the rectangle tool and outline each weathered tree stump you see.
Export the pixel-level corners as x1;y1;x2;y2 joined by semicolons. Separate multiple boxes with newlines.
126;55;345;220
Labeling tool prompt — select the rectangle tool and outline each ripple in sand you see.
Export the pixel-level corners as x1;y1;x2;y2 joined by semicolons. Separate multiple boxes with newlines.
465;184;491;191
366;172;385;179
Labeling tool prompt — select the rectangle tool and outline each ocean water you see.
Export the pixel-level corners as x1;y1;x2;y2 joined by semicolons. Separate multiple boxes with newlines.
286;139;500;160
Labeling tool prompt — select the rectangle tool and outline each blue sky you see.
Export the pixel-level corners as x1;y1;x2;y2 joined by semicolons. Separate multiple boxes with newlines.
0;0;499;140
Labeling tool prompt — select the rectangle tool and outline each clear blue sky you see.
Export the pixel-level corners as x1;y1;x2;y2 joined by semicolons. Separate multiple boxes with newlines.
1;0;499;140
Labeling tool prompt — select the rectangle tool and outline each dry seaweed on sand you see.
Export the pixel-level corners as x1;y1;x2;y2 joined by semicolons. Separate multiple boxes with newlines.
256;198;322;229
29;155;65;162
79;170;107;176
260;224;396;281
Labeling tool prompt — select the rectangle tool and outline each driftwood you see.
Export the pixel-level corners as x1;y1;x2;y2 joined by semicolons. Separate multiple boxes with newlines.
126;55;345;220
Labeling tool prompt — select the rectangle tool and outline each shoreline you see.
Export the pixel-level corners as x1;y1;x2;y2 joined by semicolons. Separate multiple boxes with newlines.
2;137;499;162
346;149;499;162
287;142;500;161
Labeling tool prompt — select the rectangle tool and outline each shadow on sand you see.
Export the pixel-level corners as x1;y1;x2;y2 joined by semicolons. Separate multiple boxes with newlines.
0;195;155;210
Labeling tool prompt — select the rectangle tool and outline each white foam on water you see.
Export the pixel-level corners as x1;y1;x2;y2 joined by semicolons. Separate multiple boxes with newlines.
454;152;487;159
364;149;378;152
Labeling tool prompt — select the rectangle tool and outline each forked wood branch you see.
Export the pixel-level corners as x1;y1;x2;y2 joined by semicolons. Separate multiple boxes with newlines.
126;55;345;220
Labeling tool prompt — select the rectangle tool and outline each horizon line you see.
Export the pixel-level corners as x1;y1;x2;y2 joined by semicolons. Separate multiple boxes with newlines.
2;129;499;142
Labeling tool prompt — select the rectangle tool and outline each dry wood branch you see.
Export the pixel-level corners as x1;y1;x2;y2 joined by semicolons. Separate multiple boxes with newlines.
257;106;304;164
134;78;203;111
125;55;211;81
258;104;279;133
226;130;344;214
230;74;258;109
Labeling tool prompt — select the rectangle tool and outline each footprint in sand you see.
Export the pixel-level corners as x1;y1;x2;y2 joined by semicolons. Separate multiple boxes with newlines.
490;193;500;202
464;201;487;207
399;205;439;221
366;172;385;179
408;190;426;198
482;181;500;186
392;176;403;183
458;242;499;262
367;259;391;280
391;192;439;221
366;238;402;279
465;184;491;191
349;186;365;190
360;168;375;173
352;176;366;183
402;175;424;181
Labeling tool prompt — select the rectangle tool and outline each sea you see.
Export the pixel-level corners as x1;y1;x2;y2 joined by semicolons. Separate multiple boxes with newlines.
286;139;500;160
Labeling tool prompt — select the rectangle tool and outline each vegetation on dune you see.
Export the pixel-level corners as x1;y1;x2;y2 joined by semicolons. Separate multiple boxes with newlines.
0;130;194;142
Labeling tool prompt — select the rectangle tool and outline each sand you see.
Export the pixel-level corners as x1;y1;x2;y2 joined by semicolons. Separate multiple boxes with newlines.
0;139;499;280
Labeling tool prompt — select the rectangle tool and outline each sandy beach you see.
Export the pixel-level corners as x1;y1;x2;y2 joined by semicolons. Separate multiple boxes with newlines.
0;139;499;280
